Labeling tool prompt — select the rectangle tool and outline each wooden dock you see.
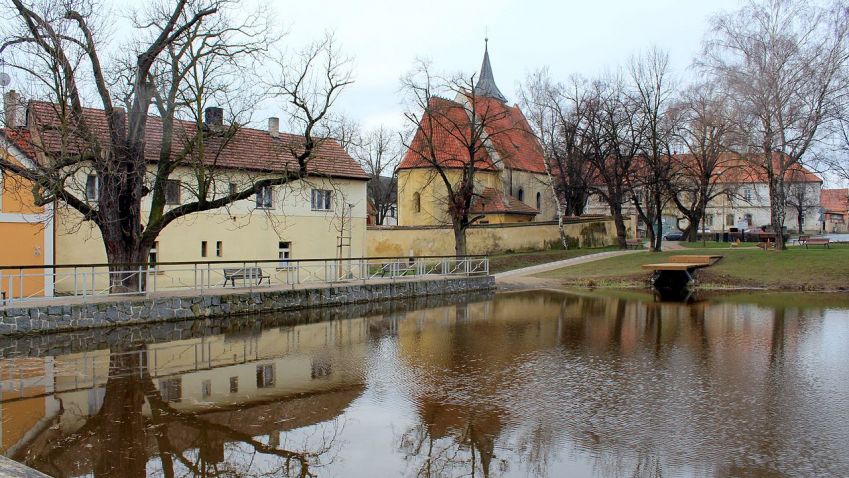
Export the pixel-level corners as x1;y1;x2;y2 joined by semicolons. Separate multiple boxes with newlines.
642;255;723;298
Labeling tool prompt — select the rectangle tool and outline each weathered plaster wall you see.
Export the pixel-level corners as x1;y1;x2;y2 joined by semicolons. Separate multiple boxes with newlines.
367;217;623;257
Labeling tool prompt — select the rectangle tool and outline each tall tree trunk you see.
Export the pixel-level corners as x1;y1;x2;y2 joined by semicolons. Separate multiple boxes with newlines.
653;192;663;252
611;209;628;249
768;176;787;250
453;223;467;257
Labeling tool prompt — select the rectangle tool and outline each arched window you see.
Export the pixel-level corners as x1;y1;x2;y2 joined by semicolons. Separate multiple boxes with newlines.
536;192;542;210
413;192;421;213
517;187;524;202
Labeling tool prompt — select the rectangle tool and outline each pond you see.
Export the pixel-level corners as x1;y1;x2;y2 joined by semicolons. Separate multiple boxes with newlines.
1;289;848;477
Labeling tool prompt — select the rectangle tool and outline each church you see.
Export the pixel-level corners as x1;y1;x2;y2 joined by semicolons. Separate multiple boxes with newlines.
396;44;556;226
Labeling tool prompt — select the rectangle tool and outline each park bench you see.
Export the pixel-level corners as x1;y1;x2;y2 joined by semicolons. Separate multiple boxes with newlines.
625;239;645;249
796;235;810;246
223;267;270;287
805;237;830;248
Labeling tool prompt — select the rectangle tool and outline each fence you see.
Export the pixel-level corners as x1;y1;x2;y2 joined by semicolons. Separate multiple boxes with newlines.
0;255;489;306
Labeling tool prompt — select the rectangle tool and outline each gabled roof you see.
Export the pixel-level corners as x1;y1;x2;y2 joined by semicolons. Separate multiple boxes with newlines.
821;188;849;214
26;101;368;180
0;128;36;159
470;187;538;216
397;96;546;174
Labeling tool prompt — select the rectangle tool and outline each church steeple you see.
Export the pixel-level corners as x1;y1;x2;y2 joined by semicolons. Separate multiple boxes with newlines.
473;39;508;103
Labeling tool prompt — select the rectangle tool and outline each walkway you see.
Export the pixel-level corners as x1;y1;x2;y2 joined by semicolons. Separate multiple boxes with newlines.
495;249;644;289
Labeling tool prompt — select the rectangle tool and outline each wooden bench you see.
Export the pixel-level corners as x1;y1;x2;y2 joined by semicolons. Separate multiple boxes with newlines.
668;255;723;266
796;235;810;246
223;267;270;287
626;239;645;249
805;237;830;248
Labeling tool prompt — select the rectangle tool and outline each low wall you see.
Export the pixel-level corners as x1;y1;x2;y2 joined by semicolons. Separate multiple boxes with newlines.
367;217;624;257
0;276;494;336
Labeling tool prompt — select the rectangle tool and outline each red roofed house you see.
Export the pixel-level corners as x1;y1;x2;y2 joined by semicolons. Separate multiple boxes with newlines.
396;45;555;226
821;188;848;233
2;91;368;297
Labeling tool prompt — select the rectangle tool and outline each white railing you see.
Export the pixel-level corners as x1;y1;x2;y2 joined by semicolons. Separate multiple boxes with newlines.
0;256;490;306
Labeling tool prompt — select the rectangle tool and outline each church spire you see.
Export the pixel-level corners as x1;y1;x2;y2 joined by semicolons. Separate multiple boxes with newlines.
473;38;508;102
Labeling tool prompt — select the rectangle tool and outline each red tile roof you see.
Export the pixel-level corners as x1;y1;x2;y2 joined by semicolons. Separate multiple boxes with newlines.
26;101;368;180
0;128;36;159
397;96;546;174
470;187;538;216
821;188;849;214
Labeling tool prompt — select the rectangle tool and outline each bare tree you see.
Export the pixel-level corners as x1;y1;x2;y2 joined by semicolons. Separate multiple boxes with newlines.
699;0;849;249
0;1;350;290
628;47;676;252
669;82;741;242
583;74;641;249
350;125;401;225
400;60;513;256
519;69;593;248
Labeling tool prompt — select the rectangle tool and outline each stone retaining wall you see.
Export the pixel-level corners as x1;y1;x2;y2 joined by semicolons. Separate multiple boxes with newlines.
0;276;494;336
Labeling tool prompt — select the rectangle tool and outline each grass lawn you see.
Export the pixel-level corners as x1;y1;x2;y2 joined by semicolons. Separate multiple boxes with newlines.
536;244;849;291
488;246;618;274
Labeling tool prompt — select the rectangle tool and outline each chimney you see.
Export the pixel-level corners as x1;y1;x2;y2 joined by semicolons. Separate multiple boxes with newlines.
4;90;24;128
268;117;280;138
204;106;223;129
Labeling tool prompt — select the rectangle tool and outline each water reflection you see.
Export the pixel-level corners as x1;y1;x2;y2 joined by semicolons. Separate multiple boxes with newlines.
2;290;848;477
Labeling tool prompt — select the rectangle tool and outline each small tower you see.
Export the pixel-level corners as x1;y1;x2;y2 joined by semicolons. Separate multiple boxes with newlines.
473;39;508;103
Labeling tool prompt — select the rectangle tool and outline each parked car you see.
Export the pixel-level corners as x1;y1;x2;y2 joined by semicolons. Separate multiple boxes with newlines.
664;230;684;241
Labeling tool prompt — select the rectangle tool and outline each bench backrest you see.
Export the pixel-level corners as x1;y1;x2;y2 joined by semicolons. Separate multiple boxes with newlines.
807;238;830;244
224;267;264;276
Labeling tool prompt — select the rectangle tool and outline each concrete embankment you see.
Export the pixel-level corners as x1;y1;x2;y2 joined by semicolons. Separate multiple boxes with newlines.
0;276;494;336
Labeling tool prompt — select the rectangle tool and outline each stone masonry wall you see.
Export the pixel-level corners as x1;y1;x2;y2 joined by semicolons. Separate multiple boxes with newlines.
0;276;494;336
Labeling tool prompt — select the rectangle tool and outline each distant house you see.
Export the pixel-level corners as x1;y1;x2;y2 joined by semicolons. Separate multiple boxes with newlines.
821;188;848;233
396;45;555;226
584;154;823;235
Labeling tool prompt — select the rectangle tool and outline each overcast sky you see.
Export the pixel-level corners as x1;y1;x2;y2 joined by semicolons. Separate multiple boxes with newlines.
263;0;744;130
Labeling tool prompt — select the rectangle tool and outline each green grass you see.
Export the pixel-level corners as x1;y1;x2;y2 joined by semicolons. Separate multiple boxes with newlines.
537;244;849;291
488;246;618;274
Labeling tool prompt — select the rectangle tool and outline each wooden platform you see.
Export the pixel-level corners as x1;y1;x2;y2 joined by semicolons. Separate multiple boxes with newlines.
643;255;723;298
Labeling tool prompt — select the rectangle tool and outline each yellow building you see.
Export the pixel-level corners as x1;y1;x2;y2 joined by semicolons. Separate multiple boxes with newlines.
0;128;54;301
5;96;369;296
397;45;556;226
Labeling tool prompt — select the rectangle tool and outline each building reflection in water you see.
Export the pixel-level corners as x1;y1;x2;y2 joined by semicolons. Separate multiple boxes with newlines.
1;290;848;477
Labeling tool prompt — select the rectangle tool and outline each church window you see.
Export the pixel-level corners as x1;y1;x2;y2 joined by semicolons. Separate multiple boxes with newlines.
536;192;541;210
517;188;524;202
413;192;421;213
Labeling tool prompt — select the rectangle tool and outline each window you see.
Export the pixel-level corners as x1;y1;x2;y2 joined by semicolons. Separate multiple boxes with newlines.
743;188;753;202
517;187;524;202
86;174;99;202
229;376;239;393
201;241;208;258
229;182;237;197
311;358;332;379
256;186;273;209
536;192;541;211
165;179;181;205
413;192;421;213
256;364;275;388
278;241;291;268
743;213;753;226
726;214;735;227
311;189;332;210
159;378;182;402
148;241;158;271
705;214;714;227
201;380;212;399
216;241;223;257
389;206;396;218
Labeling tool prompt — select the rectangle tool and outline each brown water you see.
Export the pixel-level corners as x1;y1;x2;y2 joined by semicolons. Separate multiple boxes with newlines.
2;290;849;477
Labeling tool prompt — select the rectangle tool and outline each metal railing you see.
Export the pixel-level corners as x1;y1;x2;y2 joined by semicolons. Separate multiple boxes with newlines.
0;255;489;306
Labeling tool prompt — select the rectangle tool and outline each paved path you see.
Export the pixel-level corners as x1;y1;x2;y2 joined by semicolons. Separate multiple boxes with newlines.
494;249;644;280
